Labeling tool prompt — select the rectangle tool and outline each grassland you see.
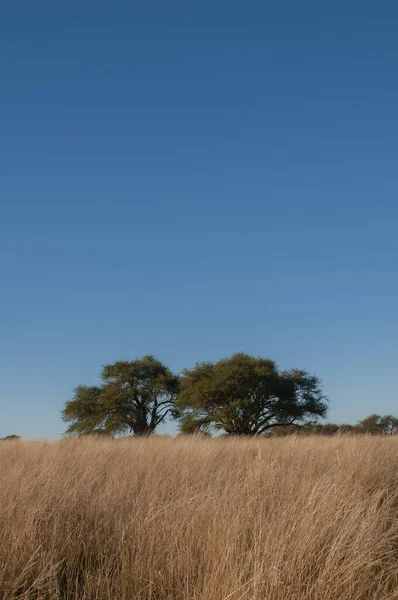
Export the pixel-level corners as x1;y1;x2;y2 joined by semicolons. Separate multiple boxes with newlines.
1;435;398;599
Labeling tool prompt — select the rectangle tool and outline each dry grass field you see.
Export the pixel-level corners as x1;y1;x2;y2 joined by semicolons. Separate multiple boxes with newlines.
1;435;398;600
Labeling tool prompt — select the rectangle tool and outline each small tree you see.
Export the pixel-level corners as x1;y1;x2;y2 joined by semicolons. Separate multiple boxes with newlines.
267;425;297;437
270;422;340;437
177;353;327;435
63;356;179;436
320;423;340;435
358;414;382;434
339;424;361;435
379;415;398;435
357;414;398;435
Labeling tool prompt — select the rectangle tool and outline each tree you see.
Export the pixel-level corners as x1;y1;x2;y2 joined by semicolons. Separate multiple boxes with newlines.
357;414;398;435
0;434;20;441
358;414;382;434
63;356;179;436
339;424;361;435
379;415;398;434
266;424;297;437
176;353;327;435
268;423;339;437
320;423;340;435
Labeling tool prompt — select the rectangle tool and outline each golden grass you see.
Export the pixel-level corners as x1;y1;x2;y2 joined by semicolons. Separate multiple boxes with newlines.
1;436;398;599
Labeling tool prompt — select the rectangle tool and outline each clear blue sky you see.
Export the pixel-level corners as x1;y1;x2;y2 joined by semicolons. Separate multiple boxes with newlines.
1;1;397;438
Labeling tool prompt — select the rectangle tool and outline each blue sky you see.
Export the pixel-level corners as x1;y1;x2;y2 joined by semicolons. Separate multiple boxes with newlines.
1;1;397;437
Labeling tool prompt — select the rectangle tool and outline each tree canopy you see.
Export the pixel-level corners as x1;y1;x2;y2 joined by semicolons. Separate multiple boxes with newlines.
62;356;179;436
268;415;398;436
357;414;398;435
176;353;327;435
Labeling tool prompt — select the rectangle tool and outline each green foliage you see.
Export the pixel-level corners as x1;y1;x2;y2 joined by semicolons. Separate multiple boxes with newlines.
338;424;359;434
269;422;340;437
269;416;398;437
62;356;179;436
320;423;340;435
379;415;398;434
60;350;398;439
0;434;20;441
176;353;327;435
357;414;398;435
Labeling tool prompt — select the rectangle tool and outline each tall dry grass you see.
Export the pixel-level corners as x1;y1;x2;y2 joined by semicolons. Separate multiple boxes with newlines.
1;435;398;599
